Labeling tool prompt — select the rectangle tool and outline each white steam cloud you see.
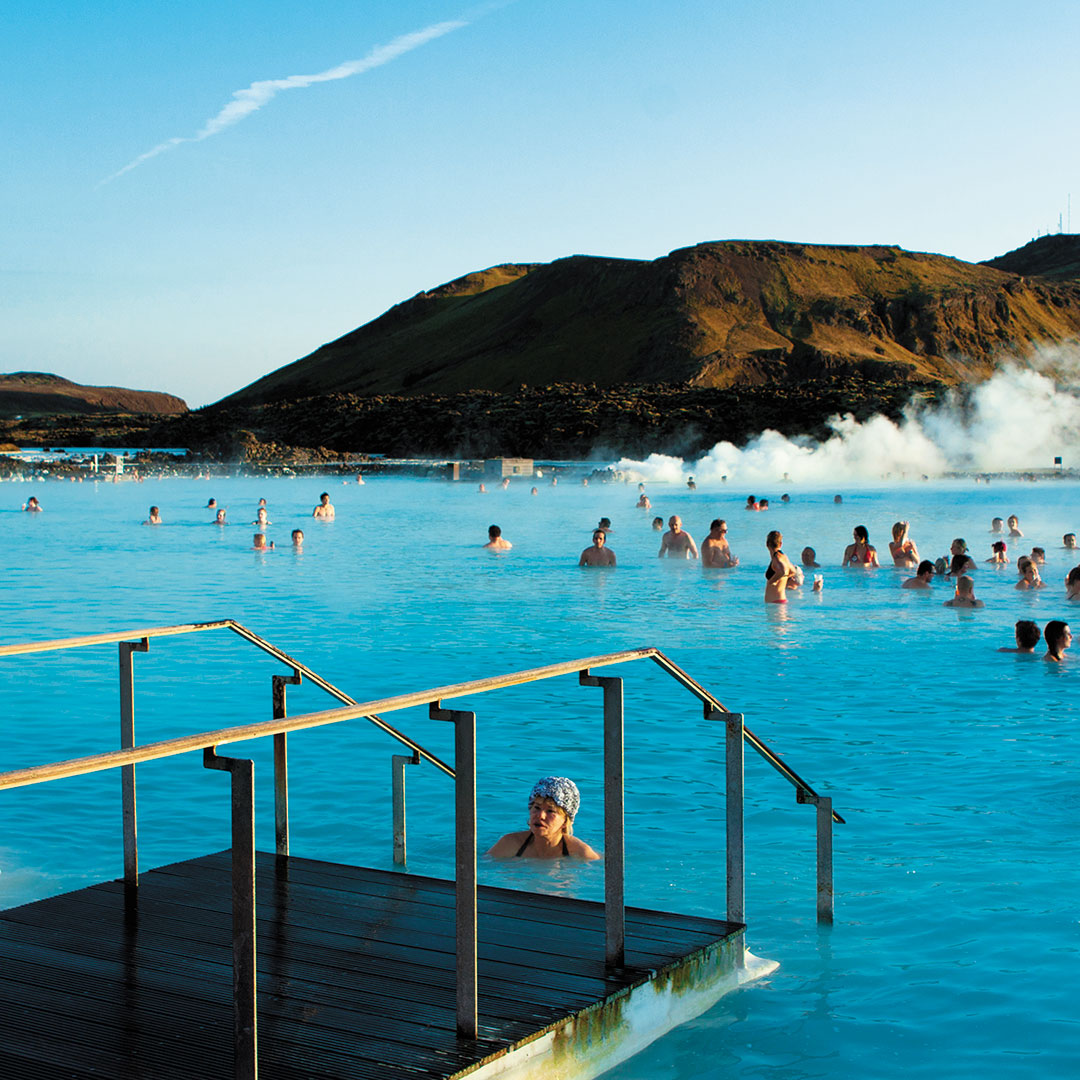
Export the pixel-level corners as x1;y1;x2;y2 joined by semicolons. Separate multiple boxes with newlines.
99;20;467;185
618;345;1080;485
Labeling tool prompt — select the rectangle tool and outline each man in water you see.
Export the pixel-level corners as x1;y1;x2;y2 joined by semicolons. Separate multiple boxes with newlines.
701;520;738;567
484;524;512;550
902;560;935;589
206;498;217;509
22;496;42;512
214;509;227;525
944;575;983;607
651;516;664;531
597;517;613;535
312;492;335;519
801;547;820;568
1064;533;1077;550
291;529;304;547
142;506;162;525
253;532;274;550
999;620;1041;653
659;516;699;559
579;530;616;566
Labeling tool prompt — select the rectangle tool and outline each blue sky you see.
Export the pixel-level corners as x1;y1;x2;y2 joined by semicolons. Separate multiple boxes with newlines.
3;0;1078;407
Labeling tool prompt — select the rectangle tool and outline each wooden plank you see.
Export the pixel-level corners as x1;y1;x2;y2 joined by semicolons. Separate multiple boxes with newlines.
0;851;744;1080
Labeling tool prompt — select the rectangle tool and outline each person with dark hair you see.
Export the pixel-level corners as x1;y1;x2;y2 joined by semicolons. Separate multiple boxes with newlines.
312;492;335;519
651;516;664;531
1064;533;1077;550
701;520;738;568
843;525;879;567
1044;621;1072;662
1066;566;1080;600
999;621;1041;653
986;540;1009;564
484;524;512;551
903;561;935;589
487;777;599;860
765;530;797;604
1030;547;1046;565
142;506;161;525
579;530;616;567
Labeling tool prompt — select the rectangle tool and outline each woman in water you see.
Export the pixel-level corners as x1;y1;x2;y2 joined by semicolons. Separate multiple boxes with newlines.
1007;515;1024;538
488;777;599;860
1043;620;1071;662
1016;560;1045;590
888;521;919;567
947;539;975;577
842;525;880;567
765;530;797;603
1066;566;1080;600
986;540;1009;564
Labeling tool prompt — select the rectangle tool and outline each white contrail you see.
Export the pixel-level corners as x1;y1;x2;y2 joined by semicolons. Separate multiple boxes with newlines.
99;19;467;185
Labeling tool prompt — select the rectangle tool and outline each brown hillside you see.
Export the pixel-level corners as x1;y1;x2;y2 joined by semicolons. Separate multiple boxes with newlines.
222;241;1080;405
980;234;1080;282
0;372;187;418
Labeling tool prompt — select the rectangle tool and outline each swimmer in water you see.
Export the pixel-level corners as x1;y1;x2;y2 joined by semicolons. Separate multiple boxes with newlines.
1043;620;1071;662
478;483;486;493
312;492;335;519
991;517;1004;534
214;509;227;525
687;476;696;490
636;493;651;509
902;560;936;589
207;498;217;509
986;540;1009;564
1016;561;1045;590
1030;547;1046;565
291;529;304;547
484;524;512;550
801;547;820;568
765;530;797;604
999;620;1041;653
759;498;769;510
252;507;271;527
652;516;664;531
22;496;42;512
1065;533;1077;550
356;473;365;485
579;529;616;567
501;478;510;490
597;517;613;535
745;495;759;512
487;777;599;860
1007;515;1023;538
530;486;538;496
947;539;975;577
142;506;162;526
253;532;274;551
833;494;843;504
659;516;699;559
888;521;919;568
1066;566;1080;599
701;520;739;568
842;525;879;567
944;575;983;607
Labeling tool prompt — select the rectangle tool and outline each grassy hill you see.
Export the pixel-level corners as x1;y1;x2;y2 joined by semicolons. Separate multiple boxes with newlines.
222;240;1080;405
0;372;187;419
981;233;1080;282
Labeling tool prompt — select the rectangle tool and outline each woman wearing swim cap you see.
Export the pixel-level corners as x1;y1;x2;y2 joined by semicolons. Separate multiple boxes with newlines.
488;777;600;860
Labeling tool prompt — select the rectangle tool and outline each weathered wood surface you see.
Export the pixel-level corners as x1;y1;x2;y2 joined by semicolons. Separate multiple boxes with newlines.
0;852;741;1080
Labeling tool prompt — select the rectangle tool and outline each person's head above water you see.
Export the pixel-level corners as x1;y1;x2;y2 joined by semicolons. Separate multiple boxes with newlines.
652;517;663;531
1015;620;1041;651
291;529;304;545
488;525;502;539
668;515;682;532
1065;533;1077;549
892;521;909;542
801;546;818;566
1044;620;1071;659
853;525;869;544
529;776;580;828
916;560;935;579
766;530;783;551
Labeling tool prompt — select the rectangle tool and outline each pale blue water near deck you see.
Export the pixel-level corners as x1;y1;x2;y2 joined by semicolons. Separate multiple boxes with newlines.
2;476;1079;1079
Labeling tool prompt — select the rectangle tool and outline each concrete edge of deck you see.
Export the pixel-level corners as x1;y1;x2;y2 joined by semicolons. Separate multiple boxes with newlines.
461;934;778;1080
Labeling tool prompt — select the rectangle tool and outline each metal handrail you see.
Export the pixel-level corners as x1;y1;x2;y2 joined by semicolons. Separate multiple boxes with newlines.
0;620;454;778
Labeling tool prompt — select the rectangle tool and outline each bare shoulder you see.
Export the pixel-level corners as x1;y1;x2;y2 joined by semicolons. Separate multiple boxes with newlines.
487;831;529;858
566;835;601;861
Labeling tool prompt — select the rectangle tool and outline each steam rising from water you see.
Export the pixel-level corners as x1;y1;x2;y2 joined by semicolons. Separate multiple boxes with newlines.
618;347;1080;485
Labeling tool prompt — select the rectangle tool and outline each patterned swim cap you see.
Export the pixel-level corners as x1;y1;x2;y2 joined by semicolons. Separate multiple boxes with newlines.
529;776;580;821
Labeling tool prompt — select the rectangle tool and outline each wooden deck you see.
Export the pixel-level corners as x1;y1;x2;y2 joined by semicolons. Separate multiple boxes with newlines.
0;851;745;1080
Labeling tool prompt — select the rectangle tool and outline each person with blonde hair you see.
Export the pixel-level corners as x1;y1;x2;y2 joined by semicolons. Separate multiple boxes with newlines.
888;521;919;567
488;777;599;860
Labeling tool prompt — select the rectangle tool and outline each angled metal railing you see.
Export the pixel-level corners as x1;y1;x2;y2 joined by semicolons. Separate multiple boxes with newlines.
0;623;843;1079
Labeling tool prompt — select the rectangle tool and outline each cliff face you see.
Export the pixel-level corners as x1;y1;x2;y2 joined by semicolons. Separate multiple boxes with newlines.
221;241;1080;405
0;372;188;418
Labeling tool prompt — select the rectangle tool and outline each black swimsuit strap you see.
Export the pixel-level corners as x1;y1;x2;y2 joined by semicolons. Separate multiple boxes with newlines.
514;832;569;857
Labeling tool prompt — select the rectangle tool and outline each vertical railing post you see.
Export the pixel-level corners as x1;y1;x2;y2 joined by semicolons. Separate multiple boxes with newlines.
205;747;258;1080
430;703;477;1039
271;672;301;857
119;638;148;889
716;709;745;927
580;671;625;966
392;752;420;865
797;790;835;923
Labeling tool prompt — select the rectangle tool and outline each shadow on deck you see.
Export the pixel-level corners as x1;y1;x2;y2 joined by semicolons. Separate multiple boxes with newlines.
0;852;748;1080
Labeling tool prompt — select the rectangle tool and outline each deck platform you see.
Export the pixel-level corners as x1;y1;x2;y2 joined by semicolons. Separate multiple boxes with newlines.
0;851;753;1080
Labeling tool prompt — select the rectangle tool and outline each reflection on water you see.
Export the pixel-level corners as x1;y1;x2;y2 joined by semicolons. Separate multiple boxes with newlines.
3;475;1080;1079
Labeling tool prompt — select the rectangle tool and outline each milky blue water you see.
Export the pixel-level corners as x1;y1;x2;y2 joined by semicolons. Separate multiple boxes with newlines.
2;474;1078;1079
